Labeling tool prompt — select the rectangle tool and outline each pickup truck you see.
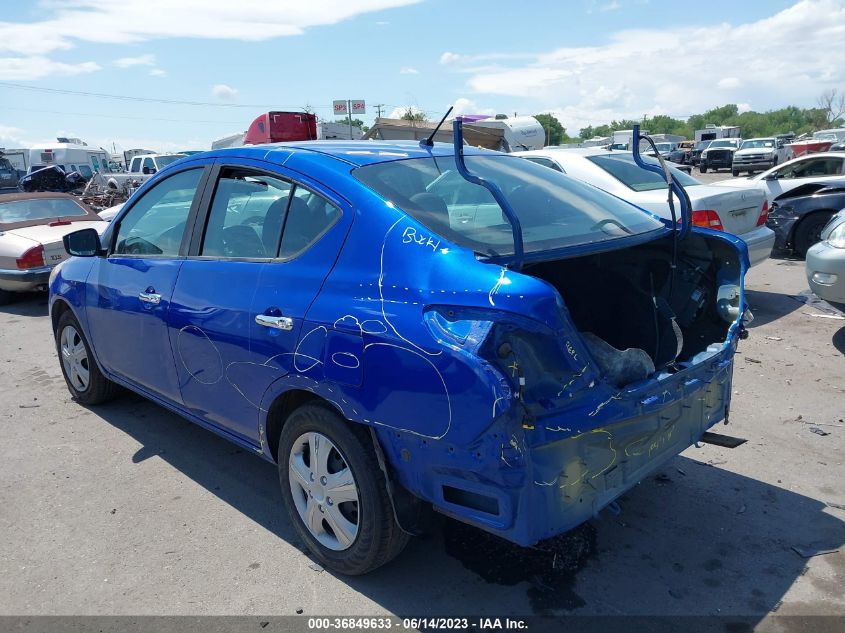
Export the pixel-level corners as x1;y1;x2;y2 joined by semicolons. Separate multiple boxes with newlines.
103;153;187;191
731;138;790;176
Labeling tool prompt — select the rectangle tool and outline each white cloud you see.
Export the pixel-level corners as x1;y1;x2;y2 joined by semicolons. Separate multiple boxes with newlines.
212;84;238;101
0;124;29;148
600;1;621;11
0;0;421;55
439;52;462;65
451;97;496;117
113;54;155;68
443;0;845;135
737;102;752;113
0;56;101;80
400;66;419;74
149;68;167;77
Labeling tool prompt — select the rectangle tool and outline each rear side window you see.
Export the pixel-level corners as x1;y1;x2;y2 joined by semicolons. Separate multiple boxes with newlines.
201;169;293;258
114;168;203;256
522;156;565;173
278;186;342;258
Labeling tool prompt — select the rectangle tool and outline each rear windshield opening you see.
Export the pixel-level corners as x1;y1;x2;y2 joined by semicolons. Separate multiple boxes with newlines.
353;155;664;257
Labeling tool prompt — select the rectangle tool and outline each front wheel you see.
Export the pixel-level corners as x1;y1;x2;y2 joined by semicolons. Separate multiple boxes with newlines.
794;213;834;258
55;310;118;404
699;165;708;174
278;403;409;575
732;169;739;177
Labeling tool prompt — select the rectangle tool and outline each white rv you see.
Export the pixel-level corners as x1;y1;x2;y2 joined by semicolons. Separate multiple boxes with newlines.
28;139;111;178
470;116;545;152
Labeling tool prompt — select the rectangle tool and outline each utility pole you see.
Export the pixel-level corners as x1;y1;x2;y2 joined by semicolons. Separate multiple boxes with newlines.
375;104;385;118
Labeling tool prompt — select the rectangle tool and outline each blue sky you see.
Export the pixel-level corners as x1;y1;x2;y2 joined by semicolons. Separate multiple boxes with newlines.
0;0;840;153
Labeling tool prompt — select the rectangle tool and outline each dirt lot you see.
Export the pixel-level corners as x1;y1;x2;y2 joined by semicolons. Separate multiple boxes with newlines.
1;254;843;620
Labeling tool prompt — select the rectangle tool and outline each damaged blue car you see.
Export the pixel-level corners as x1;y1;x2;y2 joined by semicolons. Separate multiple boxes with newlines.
50;124;749;574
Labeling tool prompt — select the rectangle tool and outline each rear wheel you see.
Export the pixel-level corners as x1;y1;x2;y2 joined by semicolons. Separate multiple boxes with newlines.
699;164;708;174
278;403;409;575
55;311;118;404
732;168;739;177
793;212;834;258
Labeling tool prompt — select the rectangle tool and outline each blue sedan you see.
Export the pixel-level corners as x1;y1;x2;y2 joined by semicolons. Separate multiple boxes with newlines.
50;139;749;574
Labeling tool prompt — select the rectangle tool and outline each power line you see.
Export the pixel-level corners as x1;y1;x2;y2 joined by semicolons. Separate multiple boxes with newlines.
1;105;243;125
0;81;333;110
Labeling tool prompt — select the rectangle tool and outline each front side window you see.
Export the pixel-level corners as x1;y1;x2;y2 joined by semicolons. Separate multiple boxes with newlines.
114;168;203;256
201;168;292;258
780;157;844;179
354;155;664;257
279;186;342;258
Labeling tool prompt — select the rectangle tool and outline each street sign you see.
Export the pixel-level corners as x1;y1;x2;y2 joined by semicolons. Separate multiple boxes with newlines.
350;100;366;114
333;100;348;116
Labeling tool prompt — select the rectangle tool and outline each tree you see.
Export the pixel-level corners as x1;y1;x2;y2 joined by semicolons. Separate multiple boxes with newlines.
400;107;428;122
817;88;845;126
335;117;365;129
534;113;566;146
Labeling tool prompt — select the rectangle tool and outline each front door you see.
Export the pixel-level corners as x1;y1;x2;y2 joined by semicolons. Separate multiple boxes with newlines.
86;166;207;403
168;163;348;443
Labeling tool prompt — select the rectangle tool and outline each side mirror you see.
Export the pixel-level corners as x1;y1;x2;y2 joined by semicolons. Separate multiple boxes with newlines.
763;172;779;181
63;228;103;257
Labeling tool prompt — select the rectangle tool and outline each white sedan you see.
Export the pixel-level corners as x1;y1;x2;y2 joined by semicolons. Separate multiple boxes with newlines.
712;151;845;201
516;147;775;267
0;192;107;304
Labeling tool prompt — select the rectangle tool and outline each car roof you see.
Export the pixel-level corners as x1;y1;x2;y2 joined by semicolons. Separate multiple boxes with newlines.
207;140;497;167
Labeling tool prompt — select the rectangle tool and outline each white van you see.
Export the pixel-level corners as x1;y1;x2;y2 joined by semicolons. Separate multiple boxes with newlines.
28;139;111;179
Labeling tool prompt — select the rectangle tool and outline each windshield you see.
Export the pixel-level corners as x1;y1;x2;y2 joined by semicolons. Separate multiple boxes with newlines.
708;140;738;148
353;155;664;257
654;143;674;152
0;197;88;224
814;132;838;141
587;154;700;192
155;154;188;168
695;141;711;150
740;139;774;149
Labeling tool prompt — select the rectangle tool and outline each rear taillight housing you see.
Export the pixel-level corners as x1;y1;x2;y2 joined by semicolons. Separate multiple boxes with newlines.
691;210;724;231
756;200;770;226
16;244;45;270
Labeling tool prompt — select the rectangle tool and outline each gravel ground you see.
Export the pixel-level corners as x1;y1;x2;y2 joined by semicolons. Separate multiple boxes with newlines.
0;255;843;621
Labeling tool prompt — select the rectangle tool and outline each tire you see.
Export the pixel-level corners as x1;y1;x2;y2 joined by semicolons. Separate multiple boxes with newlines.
0;288;13;306
55;310;118;405
699;165;707;174
732;169;739;177
278;403;409;575
793;212;834;258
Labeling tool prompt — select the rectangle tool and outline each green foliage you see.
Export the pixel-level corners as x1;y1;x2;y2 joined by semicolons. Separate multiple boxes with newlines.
574;99;844;141
335;117;365;129
534;113;567;146
400;108;428;122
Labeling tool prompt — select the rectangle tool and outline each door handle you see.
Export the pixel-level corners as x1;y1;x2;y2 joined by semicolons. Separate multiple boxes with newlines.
255;314;294;331
139;291;161;305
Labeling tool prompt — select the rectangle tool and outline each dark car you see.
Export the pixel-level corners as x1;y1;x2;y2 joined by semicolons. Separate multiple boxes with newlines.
767;178;845;256
690;140;711;167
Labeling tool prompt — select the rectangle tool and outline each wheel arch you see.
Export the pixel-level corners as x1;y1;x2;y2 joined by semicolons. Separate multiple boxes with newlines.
265;389;339;463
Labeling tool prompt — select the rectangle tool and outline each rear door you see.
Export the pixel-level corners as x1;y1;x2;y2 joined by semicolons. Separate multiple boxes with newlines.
85;164;209;403
168;161;349;443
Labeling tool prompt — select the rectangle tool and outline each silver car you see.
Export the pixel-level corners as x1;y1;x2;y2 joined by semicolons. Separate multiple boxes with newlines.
516;148;775;266
806;210;845;311
0;192;106;304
